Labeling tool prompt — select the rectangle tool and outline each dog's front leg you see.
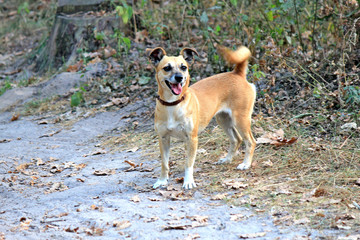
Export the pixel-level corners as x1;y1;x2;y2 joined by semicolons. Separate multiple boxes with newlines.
153;135;170;189
183;135;198;189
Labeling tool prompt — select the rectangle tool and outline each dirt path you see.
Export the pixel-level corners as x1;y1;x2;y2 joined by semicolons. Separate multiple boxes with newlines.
0;101;331;239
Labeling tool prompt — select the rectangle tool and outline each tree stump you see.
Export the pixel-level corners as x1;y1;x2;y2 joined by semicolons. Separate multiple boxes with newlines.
33;0;129;72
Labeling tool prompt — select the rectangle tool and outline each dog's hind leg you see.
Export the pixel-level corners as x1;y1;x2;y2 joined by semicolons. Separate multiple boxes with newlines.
153;135;170;189
233;114;256;170
215;111;242;164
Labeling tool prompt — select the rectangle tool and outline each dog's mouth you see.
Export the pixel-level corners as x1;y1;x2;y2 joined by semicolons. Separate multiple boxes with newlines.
165;80;182;95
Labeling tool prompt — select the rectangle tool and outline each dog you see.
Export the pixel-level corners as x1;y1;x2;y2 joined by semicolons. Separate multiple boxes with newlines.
147;45;256;189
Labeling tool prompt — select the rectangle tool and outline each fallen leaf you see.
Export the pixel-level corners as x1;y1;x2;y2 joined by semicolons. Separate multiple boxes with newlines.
112;97;129;105
337;235;360;240
293;217;310;225
64;226;79;233
144;216;159;223
39;129;62;138
67;60;83;72
230;213;246;221
256;129;297;147
85;226;104;236
19;218;32;231
11;113;19;121
163;221;207;231
127;147;138;153
93;169;115;176
75;163;87;170
158;190;193;201
46;182;68;193
148;197;164;201
222;179;248;189
130;195;141;203
239;232;267;239
187;215;208;224
210;193;228;200
83;149;107;157
35;158;45;166
113;220;131;230
15;163;32;172
87;56;102;65
37;120;48;125
184;233;201;240
335;214;355;221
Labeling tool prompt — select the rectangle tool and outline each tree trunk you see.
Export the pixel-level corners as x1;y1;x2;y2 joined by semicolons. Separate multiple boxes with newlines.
33;0;128;72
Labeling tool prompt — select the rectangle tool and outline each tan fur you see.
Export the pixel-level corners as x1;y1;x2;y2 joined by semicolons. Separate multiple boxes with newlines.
148;46;256;189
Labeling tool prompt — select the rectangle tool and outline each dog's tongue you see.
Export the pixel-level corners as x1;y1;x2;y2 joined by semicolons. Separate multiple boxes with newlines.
170;83;182;95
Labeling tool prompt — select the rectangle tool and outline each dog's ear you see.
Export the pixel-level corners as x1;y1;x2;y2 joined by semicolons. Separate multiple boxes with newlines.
180;48;199;66
146;47;166;67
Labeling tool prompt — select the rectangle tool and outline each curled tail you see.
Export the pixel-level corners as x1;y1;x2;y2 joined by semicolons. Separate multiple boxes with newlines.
217;46;251;76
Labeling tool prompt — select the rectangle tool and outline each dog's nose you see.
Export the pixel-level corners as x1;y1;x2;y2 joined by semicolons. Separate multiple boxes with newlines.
174;74;183;83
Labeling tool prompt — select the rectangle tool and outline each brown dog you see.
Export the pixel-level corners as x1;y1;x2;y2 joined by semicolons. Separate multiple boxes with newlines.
147;46;256;189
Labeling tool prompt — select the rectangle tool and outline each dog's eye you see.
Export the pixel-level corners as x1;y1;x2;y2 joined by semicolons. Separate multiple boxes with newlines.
163;65;172;72
180;65;187;71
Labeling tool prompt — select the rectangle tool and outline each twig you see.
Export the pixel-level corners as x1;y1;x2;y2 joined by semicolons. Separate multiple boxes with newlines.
291;113;314;120
311;0;319;60
294;0;305;52
339;136;349;149
132;0;137;33
353;201;360;210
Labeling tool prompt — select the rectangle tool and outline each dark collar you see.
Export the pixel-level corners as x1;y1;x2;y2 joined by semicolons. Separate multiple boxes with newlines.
156;95;185;106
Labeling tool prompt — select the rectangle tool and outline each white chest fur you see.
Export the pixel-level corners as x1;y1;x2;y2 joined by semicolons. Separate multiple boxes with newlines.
155;105;193;140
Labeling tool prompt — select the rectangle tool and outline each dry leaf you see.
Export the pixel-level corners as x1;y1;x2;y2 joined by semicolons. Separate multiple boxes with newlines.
239;232;267;239
230;213;246;221
39;129;62;138
127;146;139;153
37;120;48;125
75;163;87;170
293;217;310;225
222;179;248;189
11;113;19;121
93;169;115;176
187;215;208;223
256;129;297;147
184;233;201;240
158;190;193;201
148;197;164;201
112;97;129;105
113;220;131;230
67;60;83;72
130;195;141;203
144;216;159;223
210;193;228;200
16;163;32;172
87;56;102;65
19;219;32;231
83;149;107;157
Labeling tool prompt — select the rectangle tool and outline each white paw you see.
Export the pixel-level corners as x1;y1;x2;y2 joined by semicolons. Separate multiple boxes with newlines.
216;157;232;165
182;181;197;190
236;162;250;170
153;178;168;189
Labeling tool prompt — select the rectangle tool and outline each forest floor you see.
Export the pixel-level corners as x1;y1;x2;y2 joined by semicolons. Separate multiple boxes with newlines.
1;1;360;239
0;60;358;240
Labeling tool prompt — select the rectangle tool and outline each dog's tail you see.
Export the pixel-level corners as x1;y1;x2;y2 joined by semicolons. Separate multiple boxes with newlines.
217;46;251;76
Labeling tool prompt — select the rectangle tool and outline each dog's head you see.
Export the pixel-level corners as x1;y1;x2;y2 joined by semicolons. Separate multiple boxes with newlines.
146;47;198;97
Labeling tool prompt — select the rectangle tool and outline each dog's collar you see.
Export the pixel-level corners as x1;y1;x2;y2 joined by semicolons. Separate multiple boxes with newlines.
156;95;185;106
